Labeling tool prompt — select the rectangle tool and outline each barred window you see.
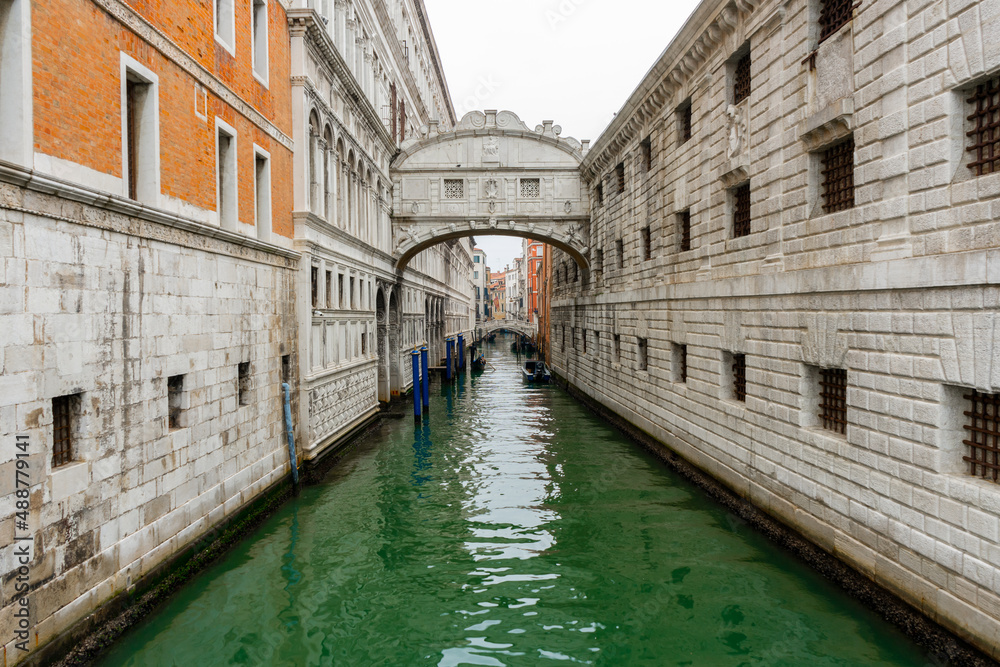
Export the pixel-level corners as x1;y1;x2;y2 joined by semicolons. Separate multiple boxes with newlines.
673;343;688;383
238;362;251;406
679;210;692;252
967;77;1000;177
52;394;79;468
819;0;857;44
732;354;747;402
614;334;621;361
637;338;648;371
596;181;604;206
821;138;855;213
640;138;652;172
520;178;540;198
964;390;1000;482
642;226;652;261
311;266;318;308
678;100;692;143
733;51;751;105
444;179;464;199
168;375;184;430
818;368;847;434
596;247;604;273
616;162;626;194
733;183;751;238
616;239;624;269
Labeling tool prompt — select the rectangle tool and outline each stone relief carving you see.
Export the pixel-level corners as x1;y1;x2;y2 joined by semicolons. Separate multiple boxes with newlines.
483;137;500;161
484;178;500;199
726;104;746;160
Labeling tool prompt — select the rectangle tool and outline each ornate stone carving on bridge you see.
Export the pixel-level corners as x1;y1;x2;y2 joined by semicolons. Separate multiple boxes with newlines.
391;110;591;273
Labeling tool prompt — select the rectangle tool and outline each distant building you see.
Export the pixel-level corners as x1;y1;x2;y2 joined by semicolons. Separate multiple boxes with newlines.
473;247;488;321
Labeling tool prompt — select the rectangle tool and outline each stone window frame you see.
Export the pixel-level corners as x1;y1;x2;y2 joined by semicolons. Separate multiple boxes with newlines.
678;209;692;252
443;178;464;199
728;181;752;239
615;162;626;195
642;225;652;261
672;343;688;384
167;375;187;431
613;333;622;363
728;43;752;106
817;136;856;214
616;238;625;269
51;393;82;468
0;0;33;167
818;0;856;45
722;351;747;403
253;143;272;242
237;362;252;407
677;98;693;145
640;137;653;173
311;266;319;308
215;117;239;230
636;337;648;372
251;0;270;87
519;177;541;198
121;53;161;206
215;0;236;56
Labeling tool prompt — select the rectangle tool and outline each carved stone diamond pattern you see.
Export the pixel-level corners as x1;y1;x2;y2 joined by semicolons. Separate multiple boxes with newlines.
444;179;464;199
520;179;540;198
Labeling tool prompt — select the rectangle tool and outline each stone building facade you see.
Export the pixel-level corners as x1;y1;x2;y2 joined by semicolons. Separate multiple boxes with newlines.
550;0;1000;657
0;0;472;662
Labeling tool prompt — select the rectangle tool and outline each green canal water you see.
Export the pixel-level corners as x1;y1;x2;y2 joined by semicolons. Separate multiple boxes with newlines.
98;339;932;666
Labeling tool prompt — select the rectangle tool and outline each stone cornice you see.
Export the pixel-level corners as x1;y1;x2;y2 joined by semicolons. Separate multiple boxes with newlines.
288;9;397;156
91;0;293;152
0;160;300;264
410;0;457;126
581;0;767;179
369;0;432;128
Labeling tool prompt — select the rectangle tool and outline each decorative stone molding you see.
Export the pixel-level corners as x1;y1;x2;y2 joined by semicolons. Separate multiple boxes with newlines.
799;97;854;151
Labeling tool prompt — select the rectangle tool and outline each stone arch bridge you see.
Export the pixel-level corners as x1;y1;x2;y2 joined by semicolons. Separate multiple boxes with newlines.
482;319;538;339
390;110;591;272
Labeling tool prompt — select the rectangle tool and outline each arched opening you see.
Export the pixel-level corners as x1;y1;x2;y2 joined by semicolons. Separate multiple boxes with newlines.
323;125;334;222
336;138;345;228
376;287;389;403
388;288;402;396
308;111;321;213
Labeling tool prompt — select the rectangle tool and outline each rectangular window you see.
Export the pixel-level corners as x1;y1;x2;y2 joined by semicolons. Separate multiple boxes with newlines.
963;390;1000;482
582;329;587;355
0;0;32;167
215;0;235;53
238;362;251;406
733;50;751;104
51;394;80;468
168;375;184;430
596;247;604;273
614;334;621;362
520;178;540;198
673;344;687;383
252;0;269;84
637;338;648;371
640;137;652;172
254;148;271;242
679;210;692;252
282;354;291;385
967;77;1000;177
732;182;751;238
818;368;848;434
642;226;652;261
616;162;626;194
362;332;367;355
474;271;479;279
325;270;332;308
338;274;345;308
311;267;319;308
474;255;480;263
821;137;855;213
122;58;159;205
617;239;625;269
819;0;854;44
678;99;693;143
561;326;566;351
571;327;576;350
350;277;356;309
216;120;237;230
732;353;747;402
444;179;464;199
596;181;604;206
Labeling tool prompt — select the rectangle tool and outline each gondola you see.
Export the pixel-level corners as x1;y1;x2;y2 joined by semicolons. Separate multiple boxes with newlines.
471;353;487;372
521;360;551;384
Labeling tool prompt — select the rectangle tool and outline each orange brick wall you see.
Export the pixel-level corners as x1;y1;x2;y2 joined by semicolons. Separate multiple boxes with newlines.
32;0;294;239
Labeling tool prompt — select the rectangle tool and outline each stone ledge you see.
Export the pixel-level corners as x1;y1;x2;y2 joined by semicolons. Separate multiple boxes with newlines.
799;97;854;152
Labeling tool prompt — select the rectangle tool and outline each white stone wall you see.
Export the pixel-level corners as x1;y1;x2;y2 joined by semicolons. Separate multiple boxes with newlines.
552;0;1000;657
0;182;298;659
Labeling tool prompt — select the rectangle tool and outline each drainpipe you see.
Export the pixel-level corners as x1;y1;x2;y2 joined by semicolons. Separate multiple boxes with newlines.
421;346;430;408
282;383;300;489
411;350;421;419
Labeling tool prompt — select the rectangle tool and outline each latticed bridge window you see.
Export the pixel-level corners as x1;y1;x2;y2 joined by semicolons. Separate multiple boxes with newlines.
819;0;858;44
733;183;751;238
444;179;464;199
964;390;1000;483
819;368;848;434
733;52;751;105
821;138;855;213
732;354;747;402
967;77;1000;176
520;178;540;198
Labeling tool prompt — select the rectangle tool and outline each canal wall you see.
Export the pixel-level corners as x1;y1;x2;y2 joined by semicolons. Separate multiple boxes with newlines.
549;0;1000;658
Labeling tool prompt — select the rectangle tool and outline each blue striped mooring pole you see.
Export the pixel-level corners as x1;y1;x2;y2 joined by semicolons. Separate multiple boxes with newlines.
411;350;421;418
421;345;430;408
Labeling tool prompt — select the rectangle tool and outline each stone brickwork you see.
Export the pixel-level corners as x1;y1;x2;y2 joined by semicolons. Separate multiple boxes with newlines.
550;0;1000;657
308;366;377;445
0;180;298;660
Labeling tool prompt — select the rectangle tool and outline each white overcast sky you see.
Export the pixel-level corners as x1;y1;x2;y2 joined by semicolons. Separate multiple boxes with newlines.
421;0;701;270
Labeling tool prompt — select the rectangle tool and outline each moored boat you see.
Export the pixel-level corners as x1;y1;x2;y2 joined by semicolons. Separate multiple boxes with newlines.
521;360;551;384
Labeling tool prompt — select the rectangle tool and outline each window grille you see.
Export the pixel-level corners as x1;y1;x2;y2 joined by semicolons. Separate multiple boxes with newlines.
52;395;76;468
732;354;747;402
642;226;652;261
733;52;751;105
733;183;751;237
963;390;1000;482
967;77;1000;177
819;0;858;44
168;375;184;430
679;210;692;252
616;162;626;194
520;178;540;198
821;138;855;213
238;362;251;406
818;368;847;434
444;179;464;199
679;101;693;143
